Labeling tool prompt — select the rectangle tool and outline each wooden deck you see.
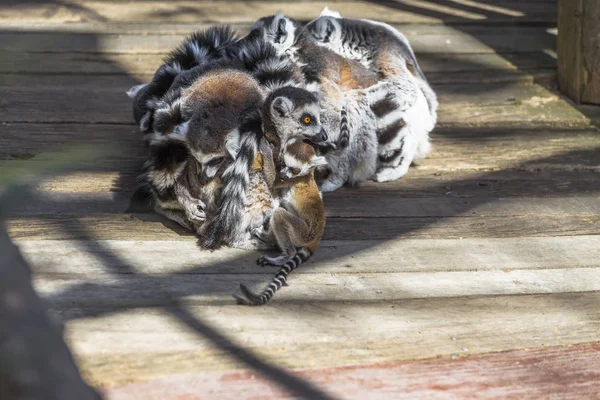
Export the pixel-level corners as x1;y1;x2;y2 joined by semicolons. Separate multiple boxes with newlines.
2;1;600;398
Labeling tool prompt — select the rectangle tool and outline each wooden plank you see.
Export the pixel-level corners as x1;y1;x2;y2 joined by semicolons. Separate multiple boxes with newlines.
6;192;600;218
18;236;600;276
558;0;600;104
4;126;599;174
0;21;558;35
104;343;600;399
0;1;558;25
56;292;600;385
22;169;600;197
581;0;600;104
0;83;590;128
557;0;583;103
0;224;102;400
33;268;600;307
6;213;599;240
0;27;555;55
0;52;556;76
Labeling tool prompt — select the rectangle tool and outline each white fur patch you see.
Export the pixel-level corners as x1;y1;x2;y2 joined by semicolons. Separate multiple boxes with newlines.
126;83;147;99
320;7;342;18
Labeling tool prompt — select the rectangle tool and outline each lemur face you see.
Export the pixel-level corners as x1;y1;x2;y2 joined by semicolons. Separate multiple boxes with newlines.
252;13;298;55
268;87;328;146
280;140;328;180
305;17;341;45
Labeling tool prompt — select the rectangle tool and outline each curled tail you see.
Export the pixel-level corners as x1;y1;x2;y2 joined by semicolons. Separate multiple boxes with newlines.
236;248;312;306
338;106;349;149
130;26;238;133
226;38;301;91
167;25;238;71
199;109;263;249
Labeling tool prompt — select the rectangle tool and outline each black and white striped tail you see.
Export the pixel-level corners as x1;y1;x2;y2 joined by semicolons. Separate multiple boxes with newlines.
133;26;238;133
225;37;301;91
236;248;312;306
338;107;350;149
199;109;263;249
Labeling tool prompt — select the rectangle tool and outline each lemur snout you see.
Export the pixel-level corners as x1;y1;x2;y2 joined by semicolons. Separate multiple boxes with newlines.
314;128;328;143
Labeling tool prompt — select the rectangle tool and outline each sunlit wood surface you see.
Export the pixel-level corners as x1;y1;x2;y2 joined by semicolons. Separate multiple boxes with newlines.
2;1;599;398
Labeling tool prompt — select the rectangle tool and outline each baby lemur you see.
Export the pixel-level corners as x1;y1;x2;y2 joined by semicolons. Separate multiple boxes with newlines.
200;85;328;249
235;139;326;306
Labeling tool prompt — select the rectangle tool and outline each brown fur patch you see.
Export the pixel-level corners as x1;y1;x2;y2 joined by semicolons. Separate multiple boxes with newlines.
286;141;315;163
252;152;263;171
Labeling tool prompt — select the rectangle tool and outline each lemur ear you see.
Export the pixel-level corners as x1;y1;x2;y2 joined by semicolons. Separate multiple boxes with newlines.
272;96;293;117
225;129;241;158
126;83;148;99
311;90;322;101
326;19;336;36
320;7;342;18
311;155;329;167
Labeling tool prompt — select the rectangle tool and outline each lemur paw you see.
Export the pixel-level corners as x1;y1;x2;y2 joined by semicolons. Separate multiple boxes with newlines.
185;201;207;222
257;255;288;267
320;181;343;192
374;165;410;182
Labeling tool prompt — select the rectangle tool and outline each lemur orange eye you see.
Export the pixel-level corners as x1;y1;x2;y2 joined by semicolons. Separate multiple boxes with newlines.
303;116;312;125
291;168;301;175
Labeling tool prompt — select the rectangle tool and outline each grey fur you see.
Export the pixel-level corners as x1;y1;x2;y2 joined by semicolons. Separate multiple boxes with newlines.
306;11;438;182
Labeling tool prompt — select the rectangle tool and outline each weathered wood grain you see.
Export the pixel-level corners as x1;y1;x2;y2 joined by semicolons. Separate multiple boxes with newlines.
57;292;600;385
34;268;600;307
24;169;600;197
105;343;600;400
581;0;600;104
558;0;600;104
6;213;599;240
557;0;583;103
0;1;558;25
6;192;600;218
0;27;556;55
3;125;599;176
0;83;590;127
18;236;600;276
0;52;556;81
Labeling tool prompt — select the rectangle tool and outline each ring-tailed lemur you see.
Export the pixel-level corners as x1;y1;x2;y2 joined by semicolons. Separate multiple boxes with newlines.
251;13;418;190
235;139;326;306
307;8;438;182
140;68;264;228
200;86;329;249
127;26;239;135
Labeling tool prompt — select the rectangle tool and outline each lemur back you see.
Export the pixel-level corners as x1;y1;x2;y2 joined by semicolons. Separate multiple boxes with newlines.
236;140;327;306
307;10;438;183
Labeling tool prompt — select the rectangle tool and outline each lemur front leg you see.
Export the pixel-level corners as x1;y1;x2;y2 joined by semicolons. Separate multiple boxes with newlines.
174;182;207;223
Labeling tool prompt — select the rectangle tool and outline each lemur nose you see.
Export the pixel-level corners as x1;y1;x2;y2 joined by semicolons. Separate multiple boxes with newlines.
316;129;328;142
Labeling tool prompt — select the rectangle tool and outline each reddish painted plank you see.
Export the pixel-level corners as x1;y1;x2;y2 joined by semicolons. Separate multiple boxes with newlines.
105;343;600;400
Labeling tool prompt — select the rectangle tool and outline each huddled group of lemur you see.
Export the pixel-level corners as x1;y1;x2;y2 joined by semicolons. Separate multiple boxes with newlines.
126;8;438;305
